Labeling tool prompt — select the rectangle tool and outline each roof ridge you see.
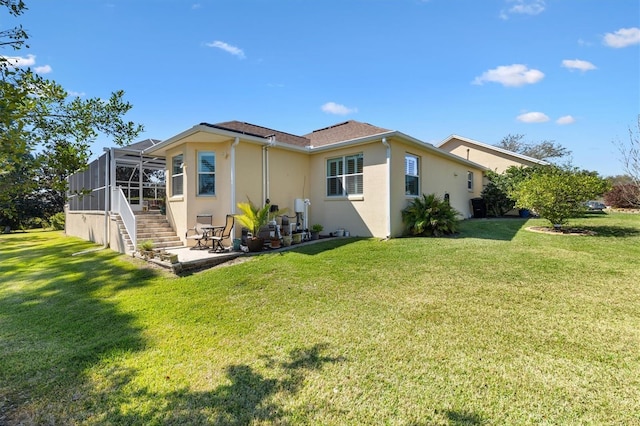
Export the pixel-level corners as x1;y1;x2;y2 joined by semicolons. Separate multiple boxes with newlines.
311;120;354;133
212;120;307;139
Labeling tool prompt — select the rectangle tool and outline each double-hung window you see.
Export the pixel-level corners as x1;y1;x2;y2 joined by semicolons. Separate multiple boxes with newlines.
405;154;419;196
327;153;363;197
171;154;183;196
467;171;474;191
198;151;215;196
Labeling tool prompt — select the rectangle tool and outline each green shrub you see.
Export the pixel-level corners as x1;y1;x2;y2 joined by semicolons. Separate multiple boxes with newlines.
22;217;48;230
513;167;610;227
49;212;65;230
402;193;460;237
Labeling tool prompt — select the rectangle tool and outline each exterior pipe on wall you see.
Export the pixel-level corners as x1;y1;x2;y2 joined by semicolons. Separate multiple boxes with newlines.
230;137;239;236
264;136;276;204
262;146;268;204
381;137;391;239
103;147;111;248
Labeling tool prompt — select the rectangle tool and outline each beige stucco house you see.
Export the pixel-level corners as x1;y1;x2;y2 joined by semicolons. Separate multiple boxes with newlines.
437;134;548;173
144;120;486;245
66;120;488;252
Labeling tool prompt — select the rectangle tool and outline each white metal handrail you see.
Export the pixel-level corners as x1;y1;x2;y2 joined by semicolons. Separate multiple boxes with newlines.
112;186;137;249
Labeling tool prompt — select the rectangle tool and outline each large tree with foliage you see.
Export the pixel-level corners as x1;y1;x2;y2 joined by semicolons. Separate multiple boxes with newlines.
481;165;545;216
512;166;610;227
1;0;143;229
496;134;571;162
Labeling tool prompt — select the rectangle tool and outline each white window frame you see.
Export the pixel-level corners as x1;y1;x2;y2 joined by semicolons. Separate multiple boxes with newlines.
326;153;363;197
405;153;420;196
467;171;474;192
171;154;183;197
197;151;216;196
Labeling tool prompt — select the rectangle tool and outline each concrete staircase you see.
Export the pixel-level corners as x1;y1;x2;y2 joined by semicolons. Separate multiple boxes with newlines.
116;211;183;253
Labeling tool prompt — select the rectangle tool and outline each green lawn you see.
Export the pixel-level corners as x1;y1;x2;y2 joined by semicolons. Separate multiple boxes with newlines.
1;213;639;425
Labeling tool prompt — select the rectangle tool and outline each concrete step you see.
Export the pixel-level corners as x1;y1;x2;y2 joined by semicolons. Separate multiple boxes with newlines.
137;231;178;238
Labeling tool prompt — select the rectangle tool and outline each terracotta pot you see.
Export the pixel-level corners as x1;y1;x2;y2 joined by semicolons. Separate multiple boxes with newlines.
270;239;281;248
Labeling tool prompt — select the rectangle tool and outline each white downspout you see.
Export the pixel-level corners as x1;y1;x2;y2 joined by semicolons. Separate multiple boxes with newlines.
103;148;111;248
263;136;276;204
382;137;391;239
265;146;270;201
262;145;267;203
230;137;239;236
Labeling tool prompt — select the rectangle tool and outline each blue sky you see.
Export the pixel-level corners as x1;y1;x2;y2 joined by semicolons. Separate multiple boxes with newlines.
8;0;640;176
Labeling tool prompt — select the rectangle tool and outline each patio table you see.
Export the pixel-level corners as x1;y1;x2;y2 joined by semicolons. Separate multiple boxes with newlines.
201;225;224;249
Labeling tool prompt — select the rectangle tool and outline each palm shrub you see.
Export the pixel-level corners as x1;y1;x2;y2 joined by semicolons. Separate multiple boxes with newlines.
235;199;271;237
235;199;287;237
402;193;461;237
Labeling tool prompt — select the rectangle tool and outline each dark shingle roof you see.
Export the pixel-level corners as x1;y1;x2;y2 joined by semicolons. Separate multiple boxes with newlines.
304;120;391;147
203;121;311;148
197;120;392;149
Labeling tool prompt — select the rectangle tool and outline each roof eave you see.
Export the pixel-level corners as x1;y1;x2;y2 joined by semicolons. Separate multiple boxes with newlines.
439;134;550;166
143;124;275;156
309;130;488;171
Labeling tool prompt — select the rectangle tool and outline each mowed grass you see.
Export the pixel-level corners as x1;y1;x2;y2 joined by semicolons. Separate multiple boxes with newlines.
1;213;639;425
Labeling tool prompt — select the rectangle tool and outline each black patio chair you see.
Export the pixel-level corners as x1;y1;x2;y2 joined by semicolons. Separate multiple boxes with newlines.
210;214;234;252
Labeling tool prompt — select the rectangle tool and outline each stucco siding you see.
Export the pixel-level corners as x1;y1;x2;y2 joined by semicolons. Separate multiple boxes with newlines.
441;138;538;173
266;148;311;216
65;210;107;245
388;140;483;235
309;142;388;238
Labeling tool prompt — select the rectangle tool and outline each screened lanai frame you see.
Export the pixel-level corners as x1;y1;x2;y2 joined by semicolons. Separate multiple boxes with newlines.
67;139;166;213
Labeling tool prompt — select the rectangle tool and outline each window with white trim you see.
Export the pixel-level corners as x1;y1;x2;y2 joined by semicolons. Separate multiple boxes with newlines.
327;153;363;196
405;154;419;196
171;154;183;196
467;171;474;191
198;151;215;195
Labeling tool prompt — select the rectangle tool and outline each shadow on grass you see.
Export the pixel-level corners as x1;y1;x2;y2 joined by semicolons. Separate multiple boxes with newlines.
444;409;486;425
409;409;486;426
457;218;529;241
283;236;365;256
578;225;640;238
100;343;344;424
0;233;160;423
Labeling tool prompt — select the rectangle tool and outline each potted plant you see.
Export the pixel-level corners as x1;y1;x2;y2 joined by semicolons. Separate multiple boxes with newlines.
310;223;323;240
138;240;155;259
270;235;281;249
159;197;166;215
235;199;284;252
281;224;292;247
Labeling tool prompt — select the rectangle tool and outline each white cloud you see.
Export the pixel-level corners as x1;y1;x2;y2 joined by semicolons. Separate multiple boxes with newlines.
517;112;549;123
473;64;544;87
67;90;86;97
556;115;575;125
1;54;36;67
192;3;201;9
34;64;52;74
205;40;245;59
500;0;545;19
321;102;357;115
603;27;640;48
561;59;596;72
